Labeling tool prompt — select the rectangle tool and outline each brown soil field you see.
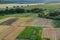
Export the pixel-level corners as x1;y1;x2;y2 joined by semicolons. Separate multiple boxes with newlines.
0;26;10;34
30;18;53;28
42;28;57;40
0;17;32;40
55;28;60;40
0;26;16;40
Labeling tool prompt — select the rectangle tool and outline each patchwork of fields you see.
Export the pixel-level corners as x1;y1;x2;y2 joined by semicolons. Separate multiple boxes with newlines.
0;17;33;40
0;17;59;40
0;4;60;40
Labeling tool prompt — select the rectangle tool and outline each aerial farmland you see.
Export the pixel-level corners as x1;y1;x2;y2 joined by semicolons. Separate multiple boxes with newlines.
0;3;60;40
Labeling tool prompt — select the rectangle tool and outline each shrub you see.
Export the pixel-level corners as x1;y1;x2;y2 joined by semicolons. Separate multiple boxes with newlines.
17;6;20;8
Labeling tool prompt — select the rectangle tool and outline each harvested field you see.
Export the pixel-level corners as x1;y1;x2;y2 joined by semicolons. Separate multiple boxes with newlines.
42;28;60;40
55;28;60;40
30;18;53;28
42;28;57;40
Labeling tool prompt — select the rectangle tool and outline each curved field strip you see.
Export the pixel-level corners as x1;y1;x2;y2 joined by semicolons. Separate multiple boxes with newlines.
11;18;33;27
0;18;19;25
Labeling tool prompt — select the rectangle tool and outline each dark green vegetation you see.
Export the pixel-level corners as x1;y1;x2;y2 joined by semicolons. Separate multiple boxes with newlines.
0;7;43;16
53;20;60;28
0;5;60;20
16;26;42;40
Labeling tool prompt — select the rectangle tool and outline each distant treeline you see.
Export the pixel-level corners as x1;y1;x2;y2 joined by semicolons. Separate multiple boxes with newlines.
0;6;60;20
0;7;43;15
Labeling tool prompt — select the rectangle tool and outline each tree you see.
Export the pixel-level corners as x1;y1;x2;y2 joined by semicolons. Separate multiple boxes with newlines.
17;6;20;8
9;9;15;14
6;6;8;9
13;6;16;8
15;8;25;13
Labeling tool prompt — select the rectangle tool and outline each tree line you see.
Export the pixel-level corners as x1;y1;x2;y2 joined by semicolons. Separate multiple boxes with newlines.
0;6;60;20
0;7;43;16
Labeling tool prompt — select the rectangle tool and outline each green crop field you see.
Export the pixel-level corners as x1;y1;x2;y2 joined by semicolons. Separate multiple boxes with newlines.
16;26;42;40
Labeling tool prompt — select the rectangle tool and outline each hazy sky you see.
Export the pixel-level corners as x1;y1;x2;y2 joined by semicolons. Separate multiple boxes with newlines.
2;0;60;3
45;0;60;2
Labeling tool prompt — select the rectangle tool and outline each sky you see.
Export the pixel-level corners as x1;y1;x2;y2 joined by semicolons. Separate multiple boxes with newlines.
45;0;60;2
1;0;60;3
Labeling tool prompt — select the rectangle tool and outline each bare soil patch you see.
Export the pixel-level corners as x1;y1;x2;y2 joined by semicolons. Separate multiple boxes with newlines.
55;28;60;40
42;28;57;40
30;18;53;28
